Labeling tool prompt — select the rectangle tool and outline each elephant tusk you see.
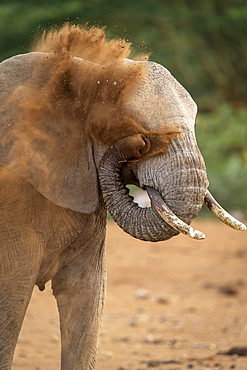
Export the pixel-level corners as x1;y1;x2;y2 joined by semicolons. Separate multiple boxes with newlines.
204;190;246;231
146;187;205;240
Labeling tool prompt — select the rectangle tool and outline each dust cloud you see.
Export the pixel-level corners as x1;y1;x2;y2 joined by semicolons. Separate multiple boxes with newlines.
6;24;180;185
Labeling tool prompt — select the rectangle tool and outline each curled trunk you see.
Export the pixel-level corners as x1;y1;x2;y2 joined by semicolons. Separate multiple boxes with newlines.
98;135;208;242
99;143;178;242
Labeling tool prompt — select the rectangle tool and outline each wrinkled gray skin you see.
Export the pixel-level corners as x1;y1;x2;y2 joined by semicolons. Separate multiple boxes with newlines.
0;53;208;369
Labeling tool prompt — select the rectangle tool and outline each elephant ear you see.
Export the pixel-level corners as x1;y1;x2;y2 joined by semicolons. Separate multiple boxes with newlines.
0;53;99;214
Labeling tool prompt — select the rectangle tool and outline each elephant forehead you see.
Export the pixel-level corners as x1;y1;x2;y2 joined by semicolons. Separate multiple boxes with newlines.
126;61;197;132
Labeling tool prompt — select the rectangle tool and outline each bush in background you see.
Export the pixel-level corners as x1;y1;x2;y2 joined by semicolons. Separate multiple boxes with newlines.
196;105;247;215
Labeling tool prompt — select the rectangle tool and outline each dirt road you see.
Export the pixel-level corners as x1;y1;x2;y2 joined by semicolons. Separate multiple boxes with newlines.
12;220;247;370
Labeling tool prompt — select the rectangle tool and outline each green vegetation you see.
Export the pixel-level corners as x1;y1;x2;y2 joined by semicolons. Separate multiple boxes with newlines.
0;0;246;213
196;105;247;214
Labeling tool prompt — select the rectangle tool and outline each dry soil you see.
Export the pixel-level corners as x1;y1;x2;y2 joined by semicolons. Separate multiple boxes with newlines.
12;220;247;370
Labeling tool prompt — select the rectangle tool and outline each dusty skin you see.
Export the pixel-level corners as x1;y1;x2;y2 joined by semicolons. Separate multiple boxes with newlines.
12;220;247;370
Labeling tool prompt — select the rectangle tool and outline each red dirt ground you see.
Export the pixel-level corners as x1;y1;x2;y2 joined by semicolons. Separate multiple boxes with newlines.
12;220;247;370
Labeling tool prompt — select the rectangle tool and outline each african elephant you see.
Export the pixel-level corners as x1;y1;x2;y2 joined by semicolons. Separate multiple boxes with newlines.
0;25;245;370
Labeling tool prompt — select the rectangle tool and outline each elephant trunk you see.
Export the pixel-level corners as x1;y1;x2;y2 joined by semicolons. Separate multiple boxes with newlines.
98;134;208;242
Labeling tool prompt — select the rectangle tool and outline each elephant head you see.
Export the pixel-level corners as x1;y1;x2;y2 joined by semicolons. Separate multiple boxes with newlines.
98;60;246;241
0;25;245;243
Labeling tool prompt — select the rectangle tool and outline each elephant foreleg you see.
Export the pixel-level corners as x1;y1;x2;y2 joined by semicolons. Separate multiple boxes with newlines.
0;269;37;369
51;243;106;370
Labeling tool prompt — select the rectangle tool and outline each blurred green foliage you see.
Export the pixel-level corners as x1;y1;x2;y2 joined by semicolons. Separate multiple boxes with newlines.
196;105;247;213
0;0;246;213
1;0;247;111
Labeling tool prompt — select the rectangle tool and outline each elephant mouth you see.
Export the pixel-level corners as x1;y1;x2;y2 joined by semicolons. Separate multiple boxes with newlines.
146;186;246;240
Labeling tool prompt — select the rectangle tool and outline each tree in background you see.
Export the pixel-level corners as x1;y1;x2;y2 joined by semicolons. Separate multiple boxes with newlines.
1;0;246;110
196;105;247;215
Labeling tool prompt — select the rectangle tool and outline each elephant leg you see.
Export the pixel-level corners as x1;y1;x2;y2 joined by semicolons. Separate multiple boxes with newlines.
52;242;106;370
0;262;38;369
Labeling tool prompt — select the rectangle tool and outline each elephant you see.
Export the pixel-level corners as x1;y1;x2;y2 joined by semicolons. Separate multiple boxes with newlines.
0;25;245;370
